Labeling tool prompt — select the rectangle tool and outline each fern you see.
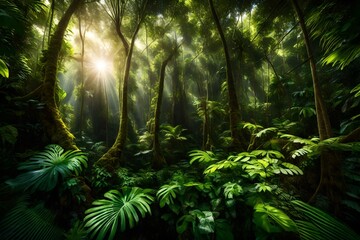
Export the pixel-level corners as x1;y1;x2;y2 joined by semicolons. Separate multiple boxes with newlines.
280;163;304;175
255;127;278;138
243;122;264;133
291;146;313;159
84;187;154;240
204;160;238;174
229;152;257;162
189;150;217;164
280;134;319;145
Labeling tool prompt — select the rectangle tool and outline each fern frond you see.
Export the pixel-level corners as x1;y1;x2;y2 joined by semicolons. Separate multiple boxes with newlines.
243;122;264;133
189;150;217;164
255;127;278;138
204;160;238;174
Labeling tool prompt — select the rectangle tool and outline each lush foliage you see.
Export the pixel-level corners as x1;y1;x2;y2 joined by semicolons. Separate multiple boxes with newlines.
84;187;154;240
6;144;87;192
1;0;360;239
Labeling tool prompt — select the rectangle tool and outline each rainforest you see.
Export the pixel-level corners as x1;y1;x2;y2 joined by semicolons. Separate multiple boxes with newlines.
1;0;360;239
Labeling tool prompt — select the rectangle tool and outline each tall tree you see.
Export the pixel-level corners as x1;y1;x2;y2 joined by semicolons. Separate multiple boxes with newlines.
96;0;148;169
291;0;342;208
40;0;85;150
152;45;179;169
208;0;244;150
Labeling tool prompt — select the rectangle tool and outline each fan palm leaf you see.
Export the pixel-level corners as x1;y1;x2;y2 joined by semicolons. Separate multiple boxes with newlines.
6;144;87;192
84;187;154;240
0;196;62;240
292;200;360;240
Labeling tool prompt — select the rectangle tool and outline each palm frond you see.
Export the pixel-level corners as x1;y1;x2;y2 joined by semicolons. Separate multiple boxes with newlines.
0;196;63;240
84;187;154;240
6;144;87;192
292;200;360;240
157;182;181;207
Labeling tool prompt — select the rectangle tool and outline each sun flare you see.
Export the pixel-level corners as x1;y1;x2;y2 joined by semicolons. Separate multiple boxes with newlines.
93;58;109;73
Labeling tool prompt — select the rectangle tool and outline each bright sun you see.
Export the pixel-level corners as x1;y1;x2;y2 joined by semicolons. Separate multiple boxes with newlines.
93;58;109;73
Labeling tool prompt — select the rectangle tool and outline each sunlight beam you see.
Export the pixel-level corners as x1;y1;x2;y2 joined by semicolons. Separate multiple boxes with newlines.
93;58;109;73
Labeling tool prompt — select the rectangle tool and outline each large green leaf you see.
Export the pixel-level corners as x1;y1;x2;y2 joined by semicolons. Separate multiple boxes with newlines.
253;203;297;233
84;187;154;240
0;197;62;240
292;200;360;240
6;144;87;192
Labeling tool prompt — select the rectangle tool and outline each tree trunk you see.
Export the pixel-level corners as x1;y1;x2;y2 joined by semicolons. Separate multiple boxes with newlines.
41;0;85;150
96;0;148;169
76;14;86;136
152;50;177;169
292;0;342;209
208;0;243;150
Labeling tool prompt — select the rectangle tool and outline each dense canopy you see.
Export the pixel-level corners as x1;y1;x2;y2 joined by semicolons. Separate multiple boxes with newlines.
0;0;360;239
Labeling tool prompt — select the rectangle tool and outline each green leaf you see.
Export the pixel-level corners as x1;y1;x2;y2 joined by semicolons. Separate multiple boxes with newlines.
204;160;238;174
6;144;87;192
157;183;181;208
0;197;63;240
0;59;9;78
255;182;272;192
223;182;243;199
292;200;360;240
281;162;303;175
197;211;215;234
189;150;216;164
84;188;154;239
253;203;297;233
255;127;278;138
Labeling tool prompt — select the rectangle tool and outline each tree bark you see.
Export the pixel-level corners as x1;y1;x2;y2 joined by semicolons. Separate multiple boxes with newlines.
208;0;243;150
292;0;342;208
152;49;177;169
41;0;85;150
76;14;87;136
96;0;148;169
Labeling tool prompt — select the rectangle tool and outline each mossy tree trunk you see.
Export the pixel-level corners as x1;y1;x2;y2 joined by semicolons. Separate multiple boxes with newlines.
96;0;148;169
152;48;178;169
208;0;244;150
41;0;85;150
292;0;343;208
